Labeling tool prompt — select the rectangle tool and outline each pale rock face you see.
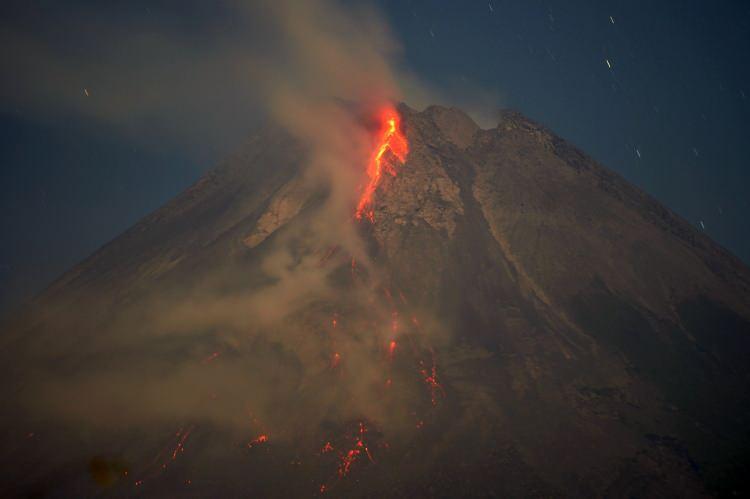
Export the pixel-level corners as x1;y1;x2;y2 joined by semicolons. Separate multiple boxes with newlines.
374;148;464;239
424;105;479;149
242;175;309;249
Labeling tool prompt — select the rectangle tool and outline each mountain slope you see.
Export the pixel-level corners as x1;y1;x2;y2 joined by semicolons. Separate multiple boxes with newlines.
2;104;749;498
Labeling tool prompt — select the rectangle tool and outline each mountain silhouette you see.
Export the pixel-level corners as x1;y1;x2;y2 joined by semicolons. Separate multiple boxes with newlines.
2;104;749;498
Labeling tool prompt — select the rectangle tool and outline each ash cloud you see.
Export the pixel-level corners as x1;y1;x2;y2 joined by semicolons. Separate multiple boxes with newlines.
0;0;431;157
2;0;448;478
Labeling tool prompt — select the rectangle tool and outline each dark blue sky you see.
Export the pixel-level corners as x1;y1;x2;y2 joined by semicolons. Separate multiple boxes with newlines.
2;0;749;312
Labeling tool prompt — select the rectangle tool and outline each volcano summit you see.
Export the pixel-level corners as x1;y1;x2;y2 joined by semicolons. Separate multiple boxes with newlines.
1;104;749;497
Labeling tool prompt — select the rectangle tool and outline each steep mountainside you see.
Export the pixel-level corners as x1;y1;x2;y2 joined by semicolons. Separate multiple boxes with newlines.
2;104;749;498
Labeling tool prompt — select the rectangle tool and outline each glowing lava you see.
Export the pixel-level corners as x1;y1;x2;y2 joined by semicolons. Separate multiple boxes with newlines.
355;107;409;222
387;340;397;361
247;434;269;448
337;422;374;477
330;352;341;369
420;360;445;407
171;427;193;460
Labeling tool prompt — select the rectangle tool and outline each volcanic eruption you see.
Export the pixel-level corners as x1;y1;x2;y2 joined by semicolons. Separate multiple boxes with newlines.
355;106;409;222
1;103;750;497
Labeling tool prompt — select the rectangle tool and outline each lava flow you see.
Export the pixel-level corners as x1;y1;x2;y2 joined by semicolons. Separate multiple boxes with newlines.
247;434;269;449
337;422;375;477
355;107;409;222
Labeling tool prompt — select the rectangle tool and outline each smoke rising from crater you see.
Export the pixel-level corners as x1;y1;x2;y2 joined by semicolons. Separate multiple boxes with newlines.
5;0;443;459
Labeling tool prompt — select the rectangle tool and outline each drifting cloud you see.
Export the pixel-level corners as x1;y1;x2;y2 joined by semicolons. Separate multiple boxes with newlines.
0;0;433;154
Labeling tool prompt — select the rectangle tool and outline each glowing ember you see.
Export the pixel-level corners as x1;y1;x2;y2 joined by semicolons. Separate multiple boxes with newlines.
355;107;409;222
388;340;397;360
420;361;445;406
338;448;360;477
247;434;269;448
171;426;193;460
337;422;375;477
330;352;341;369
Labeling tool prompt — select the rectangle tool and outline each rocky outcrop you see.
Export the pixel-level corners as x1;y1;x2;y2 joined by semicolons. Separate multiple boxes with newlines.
242;175;310;249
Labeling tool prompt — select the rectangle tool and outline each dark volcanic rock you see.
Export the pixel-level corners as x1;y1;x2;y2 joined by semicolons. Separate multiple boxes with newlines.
2;104;749;498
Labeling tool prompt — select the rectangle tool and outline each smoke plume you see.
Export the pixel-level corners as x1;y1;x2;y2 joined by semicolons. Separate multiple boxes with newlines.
3;3;445;484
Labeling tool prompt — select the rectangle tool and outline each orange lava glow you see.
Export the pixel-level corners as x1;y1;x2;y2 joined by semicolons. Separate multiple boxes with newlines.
420;361;445;407
247;434;269;448
330;352;341;369
355;107;409;222
388;340;397;360
337;422;374;477
171;426;194;460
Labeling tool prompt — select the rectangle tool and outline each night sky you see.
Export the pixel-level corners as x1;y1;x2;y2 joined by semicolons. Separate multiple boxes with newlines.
2;0;749;313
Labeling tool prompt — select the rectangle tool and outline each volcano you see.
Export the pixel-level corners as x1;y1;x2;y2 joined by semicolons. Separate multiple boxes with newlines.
2;104;750;498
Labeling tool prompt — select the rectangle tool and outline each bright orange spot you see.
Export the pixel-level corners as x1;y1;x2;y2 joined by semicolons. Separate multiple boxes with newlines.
247;434;268;448
330;352;341;369
338;448;360;477
420;362;445;406
355;107;409;222
337;422;375;478
171;426;193;460
388;340;397;360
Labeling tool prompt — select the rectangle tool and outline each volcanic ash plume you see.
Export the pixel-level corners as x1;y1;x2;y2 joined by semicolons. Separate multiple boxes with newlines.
4;0;447;494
